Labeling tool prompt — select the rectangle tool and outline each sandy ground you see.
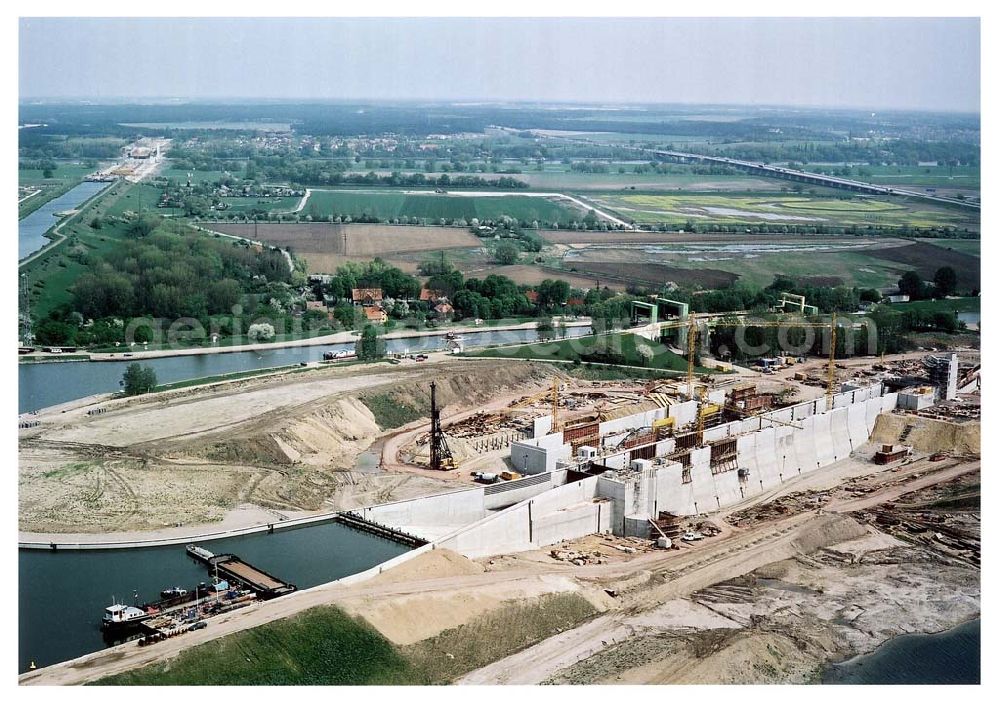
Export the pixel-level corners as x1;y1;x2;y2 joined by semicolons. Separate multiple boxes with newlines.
19;358;553;536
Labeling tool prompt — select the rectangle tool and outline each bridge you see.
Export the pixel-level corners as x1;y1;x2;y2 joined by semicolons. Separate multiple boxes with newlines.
641;148;979;211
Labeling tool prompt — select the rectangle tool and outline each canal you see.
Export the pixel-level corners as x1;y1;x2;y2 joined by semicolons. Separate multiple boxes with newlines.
18;325;591;413
821;618;980;684
18;521;410;672
19;181;111;260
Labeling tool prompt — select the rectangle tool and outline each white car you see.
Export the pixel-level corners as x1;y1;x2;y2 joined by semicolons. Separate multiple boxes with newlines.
682;532;703;542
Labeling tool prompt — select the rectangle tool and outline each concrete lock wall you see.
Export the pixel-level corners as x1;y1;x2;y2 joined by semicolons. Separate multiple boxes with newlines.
596;475;628;535
436;477;609;558
361;487;485;530
670;400;698;428
847;401;869;451
439;384;897;556
484;472;556;510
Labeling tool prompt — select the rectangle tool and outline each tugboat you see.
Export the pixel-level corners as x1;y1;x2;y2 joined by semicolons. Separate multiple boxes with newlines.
102;603;149;632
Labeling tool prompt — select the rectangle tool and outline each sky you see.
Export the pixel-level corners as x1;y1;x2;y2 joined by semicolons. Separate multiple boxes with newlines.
18;17;981;112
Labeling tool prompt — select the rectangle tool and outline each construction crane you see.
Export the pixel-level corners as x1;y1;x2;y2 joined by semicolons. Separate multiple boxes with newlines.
654;312;840;407
503;376;569;432
428;381;455;471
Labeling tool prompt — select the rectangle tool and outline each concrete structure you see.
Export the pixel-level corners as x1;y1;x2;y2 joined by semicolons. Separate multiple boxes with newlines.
898;388;936;411
926;353;959;401
351;382;898;559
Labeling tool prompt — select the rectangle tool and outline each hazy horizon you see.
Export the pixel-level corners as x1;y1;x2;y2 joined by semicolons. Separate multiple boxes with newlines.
20;17;980;112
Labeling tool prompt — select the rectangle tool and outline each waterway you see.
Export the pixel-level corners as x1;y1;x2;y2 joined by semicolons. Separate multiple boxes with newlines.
18;325;590;413
19;521;409;672
821;619;980;684
18;181;110;260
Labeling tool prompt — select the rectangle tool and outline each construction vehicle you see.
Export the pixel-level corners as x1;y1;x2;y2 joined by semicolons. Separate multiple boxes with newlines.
500;471;523;481
429;381;456;471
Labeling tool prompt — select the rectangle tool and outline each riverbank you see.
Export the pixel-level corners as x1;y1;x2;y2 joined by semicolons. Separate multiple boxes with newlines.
820;618;980;684
19;317;591;362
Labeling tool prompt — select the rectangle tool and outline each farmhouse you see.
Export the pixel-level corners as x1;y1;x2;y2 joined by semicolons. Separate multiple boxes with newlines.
352;288;383;305
363;306;388;324
419;288;446;303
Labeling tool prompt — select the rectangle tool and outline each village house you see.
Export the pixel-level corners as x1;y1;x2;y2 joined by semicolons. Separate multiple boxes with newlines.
351;288;383;306
362;305;389;324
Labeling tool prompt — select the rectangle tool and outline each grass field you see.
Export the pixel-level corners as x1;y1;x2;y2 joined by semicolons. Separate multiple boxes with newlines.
591;192;979;231
889;296;980;314
301;189;583;223
471;332;700;372
104;183;184;218
807;164;980;192
537;231;981;292
158;167;238;184
94;606;418;685
221;195;301;214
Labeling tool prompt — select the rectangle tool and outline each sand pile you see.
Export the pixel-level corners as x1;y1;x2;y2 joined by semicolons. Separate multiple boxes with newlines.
872;412;980;456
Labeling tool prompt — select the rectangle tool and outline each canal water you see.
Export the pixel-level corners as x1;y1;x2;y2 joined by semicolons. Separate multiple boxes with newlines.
821;619;980;684
957;311;980;327
18;325;590;413
19;181;110;260
18;521;410;672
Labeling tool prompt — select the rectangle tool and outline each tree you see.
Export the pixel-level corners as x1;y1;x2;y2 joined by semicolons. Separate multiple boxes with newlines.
493;240;520;265
933;266;958;297
42;168;54;179
636;342;655;367
122;363;157;396
248;322;275;341
357;324;384;361
898;271;927;300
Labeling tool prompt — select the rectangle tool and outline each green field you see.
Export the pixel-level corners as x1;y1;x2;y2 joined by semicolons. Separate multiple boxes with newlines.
807;164;981;191
158;167;237;184
302;189;582;223
103;183;184;218
591;192;978;230
471;332;700;372
222;195;301;214
889;296;980;314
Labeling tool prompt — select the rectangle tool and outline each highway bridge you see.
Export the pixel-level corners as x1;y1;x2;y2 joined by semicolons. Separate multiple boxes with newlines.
641;147;979;211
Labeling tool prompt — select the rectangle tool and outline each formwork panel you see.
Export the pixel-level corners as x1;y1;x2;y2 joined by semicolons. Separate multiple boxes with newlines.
774;425;801;480
847;401;869;451
754;427;781;489
865;397;884;435
813;412;836;467
793;416;818;472
830;407;852;461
